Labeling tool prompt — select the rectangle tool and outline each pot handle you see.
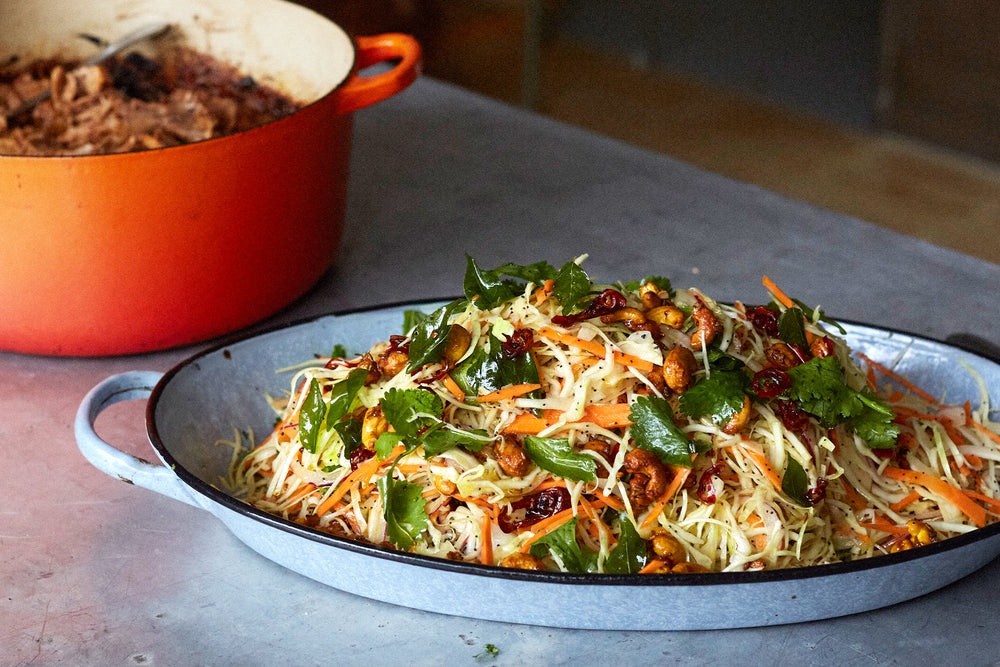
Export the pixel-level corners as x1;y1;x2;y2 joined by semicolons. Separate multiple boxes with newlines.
75;371;200;508
336;33;422;114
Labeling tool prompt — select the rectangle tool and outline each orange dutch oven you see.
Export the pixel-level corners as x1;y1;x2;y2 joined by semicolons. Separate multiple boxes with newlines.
1;0;420;356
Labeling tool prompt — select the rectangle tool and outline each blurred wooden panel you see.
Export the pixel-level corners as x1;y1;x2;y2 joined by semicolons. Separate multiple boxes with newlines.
877;1;1000;161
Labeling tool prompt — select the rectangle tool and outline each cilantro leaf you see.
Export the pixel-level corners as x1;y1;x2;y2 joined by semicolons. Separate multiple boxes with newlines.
379;388;443;439
781;456;809;506
405;299;467;371
628;396;695;467
528;517;598;573
522;435;597;482
330;344;348;359
551;260;592;314
298;378;326;454
378;472;429;550
785;357;901;448
678;368;747;427
851;391;901;448
603;511;646;574
372;431;404;460
786;356;852;427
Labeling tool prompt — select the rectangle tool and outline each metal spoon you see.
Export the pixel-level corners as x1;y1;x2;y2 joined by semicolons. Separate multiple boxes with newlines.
5;21;171;125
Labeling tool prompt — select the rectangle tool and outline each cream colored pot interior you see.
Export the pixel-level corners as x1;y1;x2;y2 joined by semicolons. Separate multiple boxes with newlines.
4;0;355;104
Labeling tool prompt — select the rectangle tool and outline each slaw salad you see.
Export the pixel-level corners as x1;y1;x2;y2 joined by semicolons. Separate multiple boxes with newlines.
225;256;1000;574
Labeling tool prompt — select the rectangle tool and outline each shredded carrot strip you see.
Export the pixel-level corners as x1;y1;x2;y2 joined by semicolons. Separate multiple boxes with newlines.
640;466;692;529
638;559;667;574
538;326;655;373
481;511;494;565
970;419;1000;448
534;278;555;305
317;444;406;516
503;403;634;434
283;482;317;507
738;444;783;490
440;373;466;402
964;490;1000;515
477;383;542;402
883;466;987;527
890;491;922;513
857;353;939;404
858;520;908;536
761;275;797;310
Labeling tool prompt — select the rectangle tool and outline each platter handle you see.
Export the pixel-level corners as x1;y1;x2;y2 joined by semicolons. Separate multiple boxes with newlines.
75;371;200;508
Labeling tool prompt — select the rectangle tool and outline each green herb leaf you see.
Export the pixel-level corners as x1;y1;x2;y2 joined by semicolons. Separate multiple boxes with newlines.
378;472;429;550
474;644;500;660
552;260;592;313
528;517;598;573
405;299;467;371
463;256;561;310
604;511;646;574
629;395;695;467
678;368;747;427
791;297;847;334
379;388;443;439
330;344;348;359
782;456;809;506
374;431;405;460
421;425;491;457
785;356;900;448
778;307;808;348
786;356;852;427
333;418;363;457
522;435;597;482
326;368;368;427
298;378;326;454
851;391;901;448
451;333;541;399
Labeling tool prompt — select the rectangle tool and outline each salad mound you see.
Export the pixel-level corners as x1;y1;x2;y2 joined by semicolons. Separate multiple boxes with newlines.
226;256;1000;574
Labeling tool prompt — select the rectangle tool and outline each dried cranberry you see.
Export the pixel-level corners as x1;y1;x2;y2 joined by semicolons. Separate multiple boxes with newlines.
697;464;722;504
748;305;780;336
502;328;534;358
497;487;572;532
774;400;810;433
349;446;374;471
752;368;792;398
386;334;410;355
552;289;627;326
805;478;828;505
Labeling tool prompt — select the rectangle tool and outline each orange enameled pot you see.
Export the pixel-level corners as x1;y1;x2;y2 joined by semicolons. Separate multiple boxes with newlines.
1;0;420;356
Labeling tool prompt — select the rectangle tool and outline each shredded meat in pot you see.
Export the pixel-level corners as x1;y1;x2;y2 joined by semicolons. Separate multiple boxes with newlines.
0;47;301;156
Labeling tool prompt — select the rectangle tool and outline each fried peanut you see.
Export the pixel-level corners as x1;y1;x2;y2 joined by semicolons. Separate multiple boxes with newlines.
690;306;722;349
624;448;669;510
499;553;546;571
722;395;752;435
662;346;697;393
360;405;388;450
495;436;532;477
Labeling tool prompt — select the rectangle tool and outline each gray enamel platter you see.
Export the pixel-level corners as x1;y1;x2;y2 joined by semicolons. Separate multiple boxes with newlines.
75;300;1000;631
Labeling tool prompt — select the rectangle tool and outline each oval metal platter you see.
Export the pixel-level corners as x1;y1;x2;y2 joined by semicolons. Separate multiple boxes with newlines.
77;300;1000;630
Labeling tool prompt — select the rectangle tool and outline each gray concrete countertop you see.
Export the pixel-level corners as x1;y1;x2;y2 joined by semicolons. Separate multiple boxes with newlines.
3;77;999;665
